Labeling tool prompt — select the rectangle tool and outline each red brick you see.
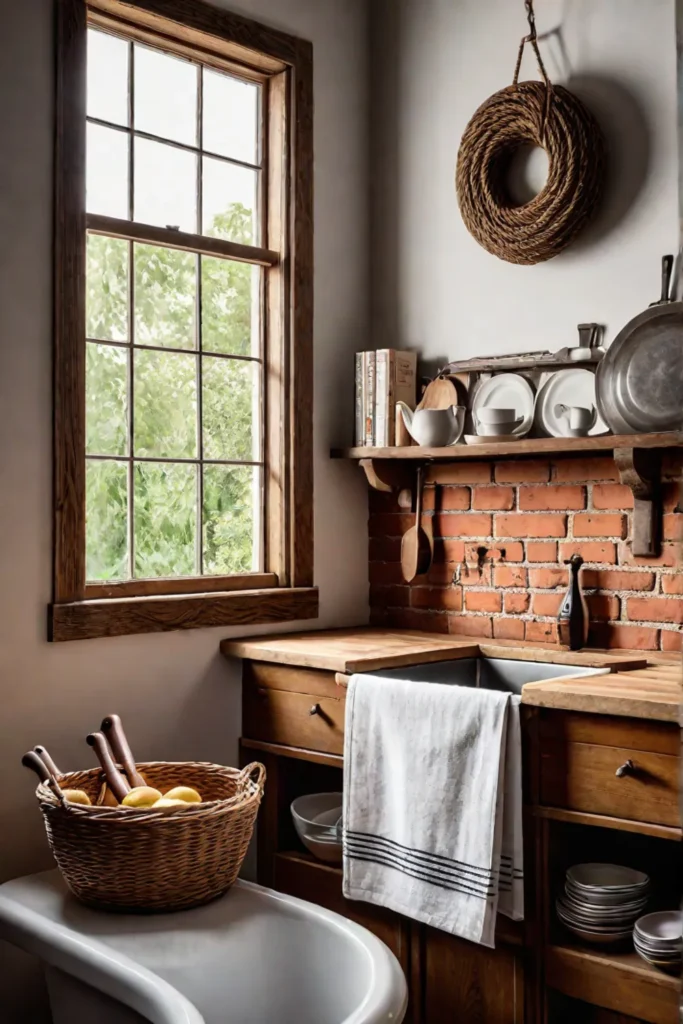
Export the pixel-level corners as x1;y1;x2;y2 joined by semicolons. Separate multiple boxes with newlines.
369;605;389;626
553;458;619;483
573;513;627;538
519;485;586;511
662;574;683;595
369;513;414;536
439;487;471;511
619;542;679;568
662;482;682;512
494;461;550;483
528;567;568;589
435;539;466;563
386;609;450;633
661;630;682;652
626;597;683;625
583;569;655;592
560;541;616;564
370;585;410;608
493;618;525;640
496;514;567;539
472;486;515;511
525;620;559;644
494;566;528;588
532;592;563;616
437;513;492;538
369;536;401;562
593;624;660;650
421;486;436;512
448;615;493;638
464;541;525;563
411;586;463;612
526;541;558;562
428;563;491;586
586;594;620;621
465;591;502;613
431;463;491;485
662;514;683;542
593;484;634;510
505;592;530;614
369;561;404;585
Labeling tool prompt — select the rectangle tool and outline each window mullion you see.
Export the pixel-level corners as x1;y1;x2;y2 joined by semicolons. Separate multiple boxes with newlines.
127;38;135;580
196;63;204;576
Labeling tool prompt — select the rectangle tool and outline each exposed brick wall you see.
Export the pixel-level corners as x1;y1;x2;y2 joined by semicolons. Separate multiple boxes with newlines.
368;455;683;652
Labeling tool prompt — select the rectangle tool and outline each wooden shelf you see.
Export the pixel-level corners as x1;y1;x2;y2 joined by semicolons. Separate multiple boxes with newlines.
546;941;679;1024
331;430;683;462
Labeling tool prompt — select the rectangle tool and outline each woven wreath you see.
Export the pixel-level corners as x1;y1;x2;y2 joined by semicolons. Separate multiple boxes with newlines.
456;6;605;265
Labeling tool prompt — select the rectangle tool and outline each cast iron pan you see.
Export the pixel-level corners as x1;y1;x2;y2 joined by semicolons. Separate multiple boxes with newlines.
596;255;683;434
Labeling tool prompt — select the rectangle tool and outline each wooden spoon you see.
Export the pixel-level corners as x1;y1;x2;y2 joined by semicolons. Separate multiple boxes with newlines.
416;377;459;411
22;751;67;805
87;732;130;803
101;714;146;789
401;466;432;582
34;745;62;778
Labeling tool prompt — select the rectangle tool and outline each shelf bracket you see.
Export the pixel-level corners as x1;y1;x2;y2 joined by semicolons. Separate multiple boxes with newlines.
358;458;413;493
614;448;661;557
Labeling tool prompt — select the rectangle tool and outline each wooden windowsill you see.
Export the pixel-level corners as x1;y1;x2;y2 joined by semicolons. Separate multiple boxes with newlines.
49;587;319;642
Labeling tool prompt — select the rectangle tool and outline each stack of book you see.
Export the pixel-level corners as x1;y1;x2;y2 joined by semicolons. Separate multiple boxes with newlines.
355;350;417;447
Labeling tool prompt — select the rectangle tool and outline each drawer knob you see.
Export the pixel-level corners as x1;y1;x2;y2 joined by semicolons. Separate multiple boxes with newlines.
615;759;636;778
308;703;321;717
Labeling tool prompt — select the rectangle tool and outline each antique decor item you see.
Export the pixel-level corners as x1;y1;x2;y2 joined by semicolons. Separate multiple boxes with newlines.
557;554;589;650
456;0;605;265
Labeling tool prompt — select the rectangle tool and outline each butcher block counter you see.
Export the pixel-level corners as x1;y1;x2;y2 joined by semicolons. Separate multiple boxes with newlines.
220;626;680;722
223;626;681;1024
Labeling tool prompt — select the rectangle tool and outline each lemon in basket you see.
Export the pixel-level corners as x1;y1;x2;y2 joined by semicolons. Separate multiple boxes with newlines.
62;789;91;806
163;786;202;804
121;786;162;808
153;797;188;808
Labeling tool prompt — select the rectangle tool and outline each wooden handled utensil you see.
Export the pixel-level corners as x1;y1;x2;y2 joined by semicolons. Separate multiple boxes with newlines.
33;745;61;778
101;714;146;789
22;751;67;805
400;466;432;582
87;731;130;802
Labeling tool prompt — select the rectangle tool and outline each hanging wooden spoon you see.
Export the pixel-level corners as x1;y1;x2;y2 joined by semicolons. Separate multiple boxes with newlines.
87;731;130;803
101;714;146;789
400;466;432;582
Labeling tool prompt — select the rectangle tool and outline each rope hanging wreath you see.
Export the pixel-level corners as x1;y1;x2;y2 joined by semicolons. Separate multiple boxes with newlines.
456;0;605;266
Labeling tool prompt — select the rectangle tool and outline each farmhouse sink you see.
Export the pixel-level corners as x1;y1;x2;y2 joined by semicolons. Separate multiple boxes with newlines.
371;657;608;695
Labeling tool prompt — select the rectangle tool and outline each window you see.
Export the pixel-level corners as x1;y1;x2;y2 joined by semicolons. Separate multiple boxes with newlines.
52;0;316;641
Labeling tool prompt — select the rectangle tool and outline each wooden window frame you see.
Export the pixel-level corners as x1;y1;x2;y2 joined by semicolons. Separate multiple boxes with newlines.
51;0;316;641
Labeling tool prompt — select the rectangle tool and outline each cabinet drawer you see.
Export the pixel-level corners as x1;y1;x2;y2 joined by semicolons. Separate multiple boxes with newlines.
540;741;679;827
243;684;345;754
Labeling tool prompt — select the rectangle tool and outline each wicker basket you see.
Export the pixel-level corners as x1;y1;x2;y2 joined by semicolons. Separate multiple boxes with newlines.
34;761;265;912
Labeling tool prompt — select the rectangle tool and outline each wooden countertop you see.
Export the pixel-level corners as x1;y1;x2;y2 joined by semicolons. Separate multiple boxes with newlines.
221;627;681;722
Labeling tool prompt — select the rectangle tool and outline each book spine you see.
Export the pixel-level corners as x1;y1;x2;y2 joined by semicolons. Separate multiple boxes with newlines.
375;350;387;448
365;351;376;446
394;351;417;414
354;352;364;446
386;349;396;447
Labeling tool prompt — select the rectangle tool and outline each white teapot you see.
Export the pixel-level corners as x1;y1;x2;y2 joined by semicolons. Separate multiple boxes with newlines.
396;402;466;447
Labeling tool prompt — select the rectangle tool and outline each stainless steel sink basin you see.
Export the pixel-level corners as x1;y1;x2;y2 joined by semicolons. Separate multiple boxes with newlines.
371;657;608;695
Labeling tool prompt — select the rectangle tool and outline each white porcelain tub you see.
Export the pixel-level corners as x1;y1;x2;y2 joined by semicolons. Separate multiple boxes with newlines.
0;870;407;1024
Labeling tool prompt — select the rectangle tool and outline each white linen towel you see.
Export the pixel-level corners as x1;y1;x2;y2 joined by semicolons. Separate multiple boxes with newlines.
342;673;523;948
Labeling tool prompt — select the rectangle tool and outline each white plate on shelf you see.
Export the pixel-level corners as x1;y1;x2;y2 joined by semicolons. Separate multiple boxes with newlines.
534;369;609;438
470;373;535;437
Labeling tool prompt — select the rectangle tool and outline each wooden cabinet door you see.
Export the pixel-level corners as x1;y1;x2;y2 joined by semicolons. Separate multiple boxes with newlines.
423;928;525;1024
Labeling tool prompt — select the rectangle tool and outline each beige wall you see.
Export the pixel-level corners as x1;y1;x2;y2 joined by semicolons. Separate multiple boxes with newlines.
370;0;679;365
0;0;369;1018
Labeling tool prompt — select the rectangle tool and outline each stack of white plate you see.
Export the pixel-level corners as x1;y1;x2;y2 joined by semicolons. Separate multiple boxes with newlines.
634;911;682;974
556;863;650;945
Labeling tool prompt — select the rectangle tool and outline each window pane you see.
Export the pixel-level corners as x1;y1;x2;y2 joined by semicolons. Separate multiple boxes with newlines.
201;257;258;356
203;464;258;574
134;350;197;458
86;460;129;581
202;357;258;461
86;343;128;456
202;157;257;243
203;70;258;164
134;243;196;349
134;44;197;147
135;138;196;231
86;234;129;341
87;29;129;127
134;462;197;577
87;123;129;218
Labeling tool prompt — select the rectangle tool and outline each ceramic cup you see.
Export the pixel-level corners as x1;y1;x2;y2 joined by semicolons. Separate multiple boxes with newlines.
475;408;523;437
554;404;597;437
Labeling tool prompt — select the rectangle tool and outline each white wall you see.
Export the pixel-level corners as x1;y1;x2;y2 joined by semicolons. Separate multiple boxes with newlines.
370;0;679;365
0;0;369;1018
